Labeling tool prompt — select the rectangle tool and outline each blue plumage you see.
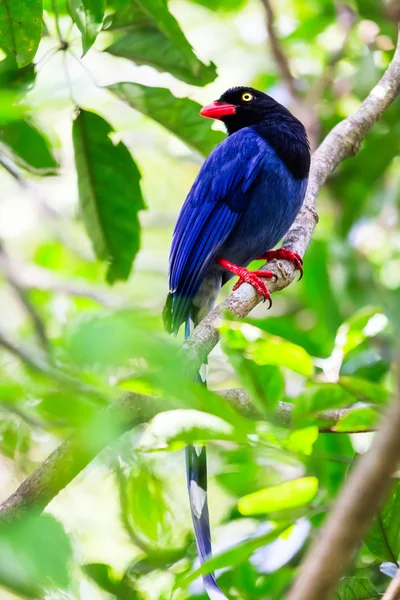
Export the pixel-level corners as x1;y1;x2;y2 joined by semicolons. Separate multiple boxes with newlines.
163;86;310;599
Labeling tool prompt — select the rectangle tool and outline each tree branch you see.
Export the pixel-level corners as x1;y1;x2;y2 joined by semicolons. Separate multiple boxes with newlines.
0;27;399;531
382;567;400;600
0;386;372;522
285;359;400;600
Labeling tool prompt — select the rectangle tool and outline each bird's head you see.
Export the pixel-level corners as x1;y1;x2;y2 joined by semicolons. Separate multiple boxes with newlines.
200;86;291;134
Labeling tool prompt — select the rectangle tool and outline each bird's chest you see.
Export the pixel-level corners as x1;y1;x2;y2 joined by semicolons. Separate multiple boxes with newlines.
220;173;307;265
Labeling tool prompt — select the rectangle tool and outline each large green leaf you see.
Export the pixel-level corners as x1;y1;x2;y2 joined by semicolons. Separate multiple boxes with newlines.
68;0;105;54
0;0;42;68
333;577;378;600
238;477;318;516
366;481;400;562
108;82;224;156
221;322;314;378
72;109;145;283
0;119;58;174
105;0;216;85
0;515;72;597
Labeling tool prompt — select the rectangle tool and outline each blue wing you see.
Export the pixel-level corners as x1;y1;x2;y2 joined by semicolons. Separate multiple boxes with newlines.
164;128;267;334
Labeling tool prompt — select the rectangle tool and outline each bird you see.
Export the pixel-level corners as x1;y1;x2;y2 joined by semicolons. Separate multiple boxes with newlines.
163;86;310;599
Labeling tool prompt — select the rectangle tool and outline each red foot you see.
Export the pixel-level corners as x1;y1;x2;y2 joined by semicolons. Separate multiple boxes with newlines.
216;258;277;308
259;248;303;280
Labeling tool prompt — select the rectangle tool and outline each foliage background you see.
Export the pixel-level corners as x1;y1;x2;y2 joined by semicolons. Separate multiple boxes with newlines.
0;1;399;599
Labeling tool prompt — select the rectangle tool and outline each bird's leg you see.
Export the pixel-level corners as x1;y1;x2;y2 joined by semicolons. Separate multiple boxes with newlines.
216;257;277;308
259;248;303;280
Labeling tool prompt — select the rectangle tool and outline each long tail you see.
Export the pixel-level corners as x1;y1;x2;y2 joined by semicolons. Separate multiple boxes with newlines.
185;318;228;600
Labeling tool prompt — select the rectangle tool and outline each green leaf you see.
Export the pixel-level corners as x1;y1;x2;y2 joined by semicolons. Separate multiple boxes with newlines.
180;524;289;587
0;0;42;67
72;109;145;283
221;322;314;378
339;376;389;405
238;477;319;516
333;407;379;433
0;514;72;597
0;119;58;174
0;417;30;459
340;307;388;355
366;481;400;562
122;460;171;544
83;563;122;595
333;577;378;600
108;82;224;156
68;0;105;55
105;0;216;85
293;383;355;426
136;409;241;452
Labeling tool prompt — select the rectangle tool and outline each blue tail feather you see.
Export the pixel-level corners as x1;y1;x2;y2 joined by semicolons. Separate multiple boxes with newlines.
185;318;228;599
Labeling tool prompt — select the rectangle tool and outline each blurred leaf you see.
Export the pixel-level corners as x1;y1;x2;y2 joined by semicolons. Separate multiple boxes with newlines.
0;54;35;90
0;416;30;458
238;477;318;516
0;514;72;597
309;434;354;498
302;239;342;344
180;524;289;587
108;82;224;156
0;0;42;67
333;407;379;433
366;481;400;562
339;376;389;405
105;0;216;85
68;0;105;54
0;90;26;123
187;0;246;10
333;577;378;600
121;460;172;544
340;307;389;355
0;119;58;174
293;383;355;426
72;109;145;283
282;426;319;456
137;409;243;452
83;563;122;595
222;325;284;414
221;322;314;377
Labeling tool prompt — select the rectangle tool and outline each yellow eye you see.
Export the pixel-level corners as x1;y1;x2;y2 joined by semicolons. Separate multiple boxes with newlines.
242;92;253;102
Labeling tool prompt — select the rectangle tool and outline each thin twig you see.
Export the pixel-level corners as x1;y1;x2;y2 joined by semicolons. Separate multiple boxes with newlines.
260;0;296;96
0;241;50;353
0;253;124;308
0;327;105;400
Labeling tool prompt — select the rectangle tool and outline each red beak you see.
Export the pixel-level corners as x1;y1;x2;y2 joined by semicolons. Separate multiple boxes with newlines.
200;101;236;120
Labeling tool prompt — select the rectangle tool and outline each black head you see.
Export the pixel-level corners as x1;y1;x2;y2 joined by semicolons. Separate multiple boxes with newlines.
200;86;291;134
200;86;310;179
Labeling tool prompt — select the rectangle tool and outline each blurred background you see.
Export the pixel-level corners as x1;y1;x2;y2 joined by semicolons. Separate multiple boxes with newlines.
0;0;400;599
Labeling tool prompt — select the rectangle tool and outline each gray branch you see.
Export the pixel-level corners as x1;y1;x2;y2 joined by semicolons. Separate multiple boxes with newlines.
0;387;367;523
0;28;400;550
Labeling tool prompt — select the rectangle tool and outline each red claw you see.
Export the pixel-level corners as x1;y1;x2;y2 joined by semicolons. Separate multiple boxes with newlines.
217;258;276;308
261;248;304;280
